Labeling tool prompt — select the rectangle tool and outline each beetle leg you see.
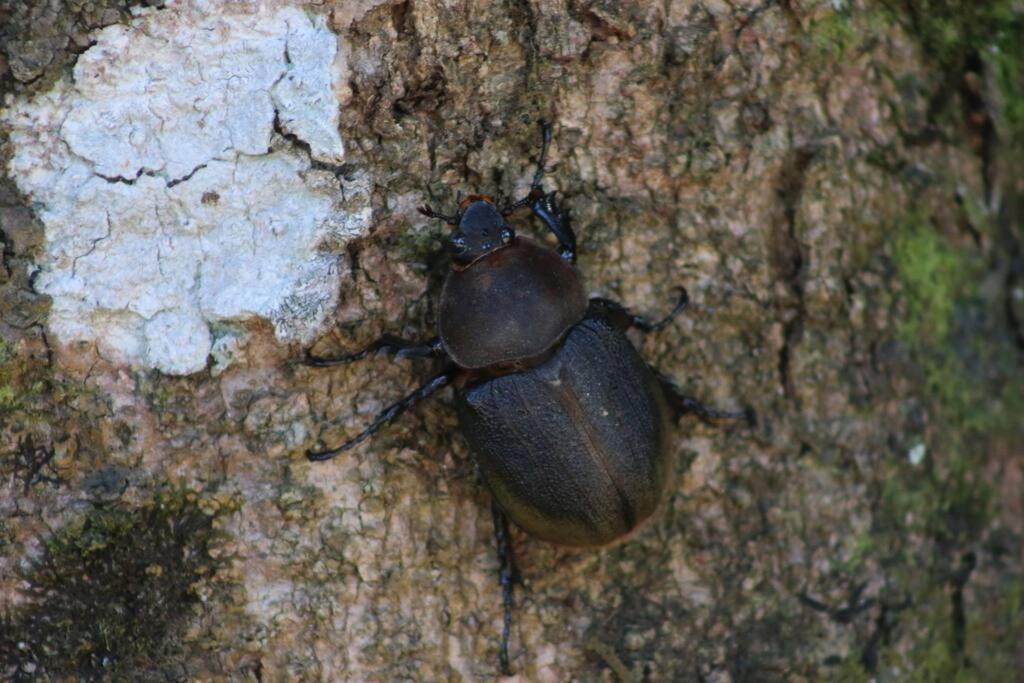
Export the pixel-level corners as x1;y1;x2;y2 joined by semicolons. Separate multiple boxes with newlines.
501;122;578;262
501;191;577;263
306;370;453;461
589;287;690;333
527;122;575;261
491;503;517;676
530;191;577;263
656;373;755;426
304;335;445;367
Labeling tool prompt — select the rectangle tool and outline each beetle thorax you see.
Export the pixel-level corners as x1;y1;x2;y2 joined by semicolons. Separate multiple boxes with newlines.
438;237;587;370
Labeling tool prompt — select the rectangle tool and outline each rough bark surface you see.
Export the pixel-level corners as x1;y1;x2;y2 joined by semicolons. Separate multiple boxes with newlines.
1;0;1022;681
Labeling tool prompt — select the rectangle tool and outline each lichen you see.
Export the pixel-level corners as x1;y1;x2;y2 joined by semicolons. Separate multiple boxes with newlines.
2;4;371;375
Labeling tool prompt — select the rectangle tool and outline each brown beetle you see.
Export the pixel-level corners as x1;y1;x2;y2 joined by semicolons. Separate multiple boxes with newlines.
304;123;748;674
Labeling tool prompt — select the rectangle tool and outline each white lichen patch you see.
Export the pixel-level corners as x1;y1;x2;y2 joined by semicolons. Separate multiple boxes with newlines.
3;4;368;374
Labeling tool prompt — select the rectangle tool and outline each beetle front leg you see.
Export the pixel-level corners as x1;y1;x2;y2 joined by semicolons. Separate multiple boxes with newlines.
502;122;578;262
304;335;445;367
590;286;690;333
306;369;453;461
530;191;577;263
491;503;518;676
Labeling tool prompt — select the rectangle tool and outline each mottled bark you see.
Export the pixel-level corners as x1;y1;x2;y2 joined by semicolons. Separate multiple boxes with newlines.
1;0;1022;681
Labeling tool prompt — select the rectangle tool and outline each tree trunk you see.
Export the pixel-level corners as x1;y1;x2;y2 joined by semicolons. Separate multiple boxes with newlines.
1;0;1022;680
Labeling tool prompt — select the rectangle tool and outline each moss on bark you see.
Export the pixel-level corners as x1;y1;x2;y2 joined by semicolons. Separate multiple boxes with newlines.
1;0;1022;679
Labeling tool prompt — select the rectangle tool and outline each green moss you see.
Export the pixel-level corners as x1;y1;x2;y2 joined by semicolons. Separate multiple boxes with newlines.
885;211;1017;540
964;576;1024;680
880;447;991;546
827;655;872;683
871;580;1024;683
0;338;23;412
0;338;106;493
891;217;971;344
896;0;1024;146
0;337;93;422
391;221;446;268
0;488;236;680
890;212;1022;434
991;37;1024;145
0;385;16;411
873;206;1023;680
810;11;858;59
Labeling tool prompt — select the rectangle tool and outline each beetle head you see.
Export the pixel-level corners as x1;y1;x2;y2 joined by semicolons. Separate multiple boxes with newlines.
447;196;515;267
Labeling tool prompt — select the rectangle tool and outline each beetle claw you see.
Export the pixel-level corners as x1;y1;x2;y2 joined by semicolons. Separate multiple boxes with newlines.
302;352;334;367
306;445;345;462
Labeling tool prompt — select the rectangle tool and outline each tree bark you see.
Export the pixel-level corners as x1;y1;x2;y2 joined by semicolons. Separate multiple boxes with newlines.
1;0;1022;680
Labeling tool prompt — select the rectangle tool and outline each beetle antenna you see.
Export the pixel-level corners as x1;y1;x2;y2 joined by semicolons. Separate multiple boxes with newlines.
419;204;459;225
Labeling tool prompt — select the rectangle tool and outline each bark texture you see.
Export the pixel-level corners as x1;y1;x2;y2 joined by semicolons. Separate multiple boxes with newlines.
1;0;1023;681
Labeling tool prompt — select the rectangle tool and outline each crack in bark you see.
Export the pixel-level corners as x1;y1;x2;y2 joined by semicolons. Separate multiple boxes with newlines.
772;147;814;403
9;434;63;495
949;551;976;662
166;162;209;188
1004;254;1024;350
272;111;350;180
798;580;874;625
0;224;14;280
71;211;112;278
94;162;209;188
859;593;913;674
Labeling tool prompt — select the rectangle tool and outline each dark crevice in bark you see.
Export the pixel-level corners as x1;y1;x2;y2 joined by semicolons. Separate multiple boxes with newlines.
773;147;814;403
10;434;63;494
949;551;977;661
271;113;351;181
1004;250;1024;350
860;594;913;674
94;170;145;185
273;112;316;159
798;581;875;625
165;163;208;188
94;164;209;188
38;326;54;368
390;3;447;123
390;0;412;36
391;67;448;118
959;50;997;207
730;0;782;38
0;225;14;280
507;0;538;85
571;5;633;43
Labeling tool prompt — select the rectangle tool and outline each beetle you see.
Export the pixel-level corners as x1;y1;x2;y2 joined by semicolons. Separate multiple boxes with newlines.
303;123;747;674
